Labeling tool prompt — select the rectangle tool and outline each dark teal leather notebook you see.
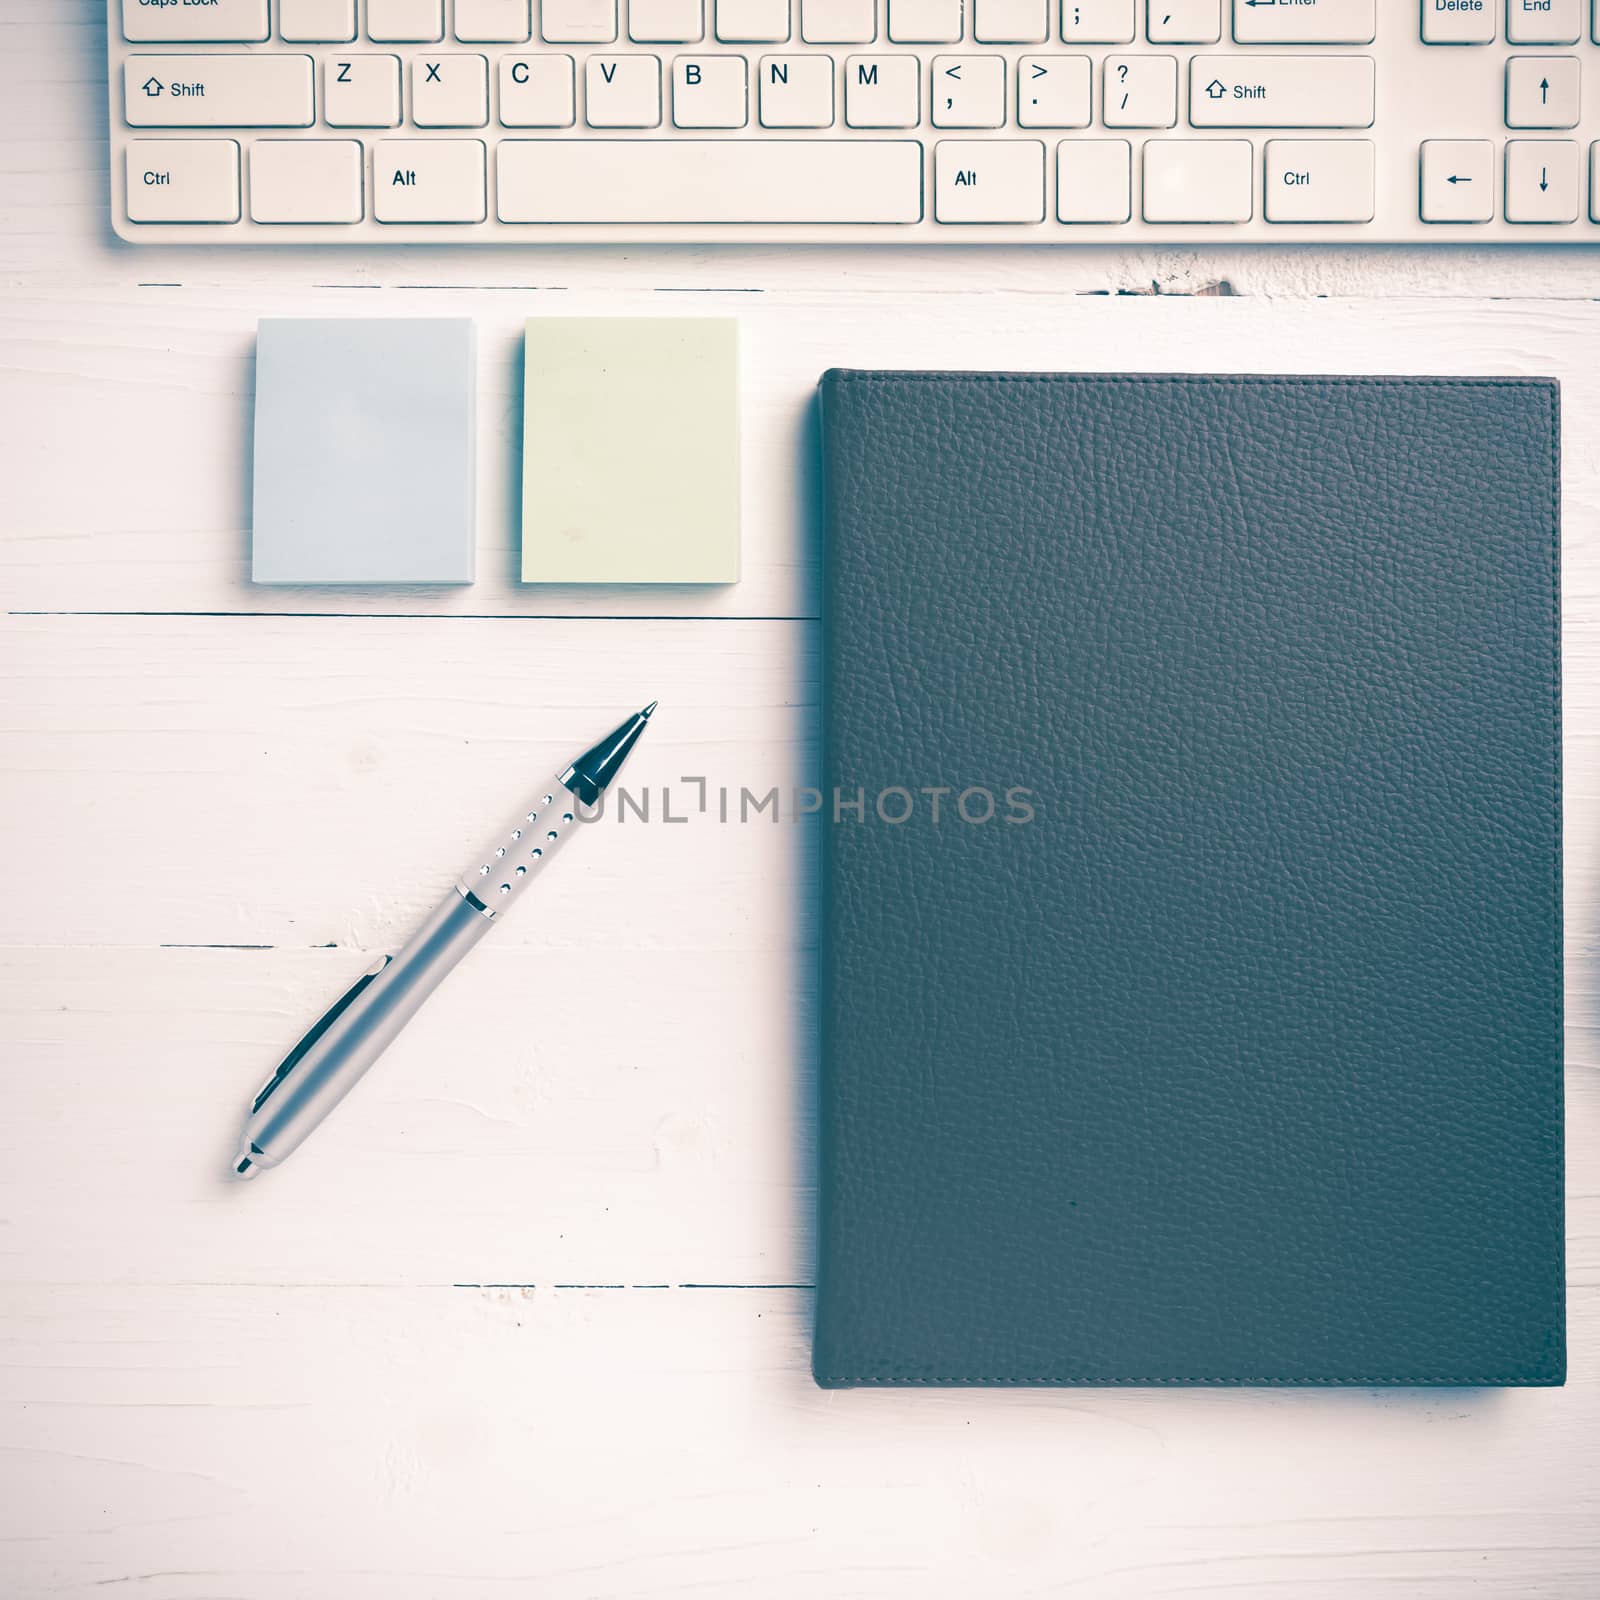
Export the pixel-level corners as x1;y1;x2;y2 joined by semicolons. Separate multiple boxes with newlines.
814;372;1564;1388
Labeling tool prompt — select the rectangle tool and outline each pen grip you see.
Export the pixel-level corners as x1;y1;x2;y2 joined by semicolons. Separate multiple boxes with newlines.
244;889;492;1167
456;777;586;915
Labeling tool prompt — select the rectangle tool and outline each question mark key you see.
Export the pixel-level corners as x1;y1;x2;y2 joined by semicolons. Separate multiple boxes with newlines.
1102;54;1179;130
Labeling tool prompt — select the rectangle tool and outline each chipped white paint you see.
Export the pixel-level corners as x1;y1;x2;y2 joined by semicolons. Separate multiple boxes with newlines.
2;8;1599;1598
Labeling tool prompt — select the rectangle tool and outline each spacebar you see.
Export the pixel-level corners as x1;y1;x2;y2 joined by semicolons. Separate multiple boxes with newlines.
497;140;924;224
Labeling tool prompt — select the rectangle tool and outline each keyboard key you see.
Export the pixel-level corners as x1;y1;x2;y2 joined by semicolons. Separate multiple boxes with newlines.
1263;138;1374;222
125;138;239;221
1149;1;1220;44
586;55;662;124
803;0;877;39
1231;0;1372;43
1506;0;1580;43
1506;56;1580;127
1419;138;1495;219
718;0;792;37
1143;138;1251;220
889;0;964;40
454;0;533;38
121;0;267;40
759;53;835;122
278;0;357;41
124;56;314;127
366;0;444;40
845;55;921;125
412;54;490;125
632;0;706;38
1057;137;1130;220
974;0;1048;41
935;140;1045;221
934;140;1043;222
1592;140;1600;218
1061;0;1134;40
373;138;488;220
1017;55;1091;126
543;0;619;40
249;139;364;222
673;56;749;124
932;55;1007;126
325;55;402;125
1102;54;1176;127
1189;55;1374;127
500;55;577;123
497;139;922;220
1504;137;1580;219
1421;0;1496;42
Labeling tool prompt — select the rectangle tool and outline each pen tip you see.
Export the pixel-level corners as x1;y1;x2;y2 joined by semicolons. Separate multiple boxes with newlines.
640;700;658;720
232;1153;259;1180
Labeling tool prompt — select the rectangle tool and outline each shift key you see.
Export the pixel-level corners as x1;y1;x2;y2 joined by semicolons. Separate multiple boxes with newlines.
124;56;315;127
1190;56;1374;128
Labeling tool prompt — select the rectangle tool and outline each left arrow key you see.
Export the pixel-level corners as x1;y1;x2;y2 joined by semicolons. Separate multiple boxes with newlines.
124;57;316;128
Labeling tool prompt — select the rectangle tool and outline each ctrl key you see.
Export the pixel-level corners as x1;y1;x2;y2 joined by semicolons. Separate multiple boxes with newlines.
125;140;240;223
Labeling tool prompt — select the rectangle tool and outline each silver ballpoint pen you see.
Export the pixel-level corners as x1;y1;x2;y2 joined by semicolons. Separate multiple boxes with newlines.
231;703;656;1179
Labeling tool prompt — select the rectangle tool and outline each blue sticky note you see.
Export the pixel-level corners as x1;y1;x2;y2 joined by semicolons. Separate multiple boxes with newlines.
252;318;475;585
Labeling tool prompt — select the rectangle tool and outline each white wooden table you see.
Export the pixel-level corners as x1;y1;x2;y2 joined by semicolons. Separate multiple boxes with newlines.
3;13;1599;1598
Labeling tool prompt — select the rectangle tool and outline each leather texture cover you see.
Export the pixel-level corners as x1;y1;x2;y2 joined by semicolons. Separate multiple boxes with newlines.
815;372;1564;1388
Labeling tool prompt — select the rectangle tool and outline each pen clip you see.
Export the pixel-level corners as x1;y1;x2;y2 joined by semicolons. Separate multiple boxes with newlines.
252;954;393;1113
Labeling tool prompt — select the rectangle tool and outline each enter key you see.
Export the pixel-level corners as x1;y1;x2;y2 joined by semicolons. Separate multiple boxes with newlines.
1190;56;1374;128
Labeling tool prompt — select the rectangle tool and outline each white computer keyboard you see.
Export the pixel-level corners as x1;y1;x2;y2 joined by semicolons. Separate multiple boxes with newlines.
109;0;1600;242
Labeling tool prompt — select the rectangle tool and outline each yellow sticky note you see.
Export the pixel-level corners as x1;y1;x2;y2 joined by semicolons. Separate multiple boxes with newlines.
522;318;740;585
